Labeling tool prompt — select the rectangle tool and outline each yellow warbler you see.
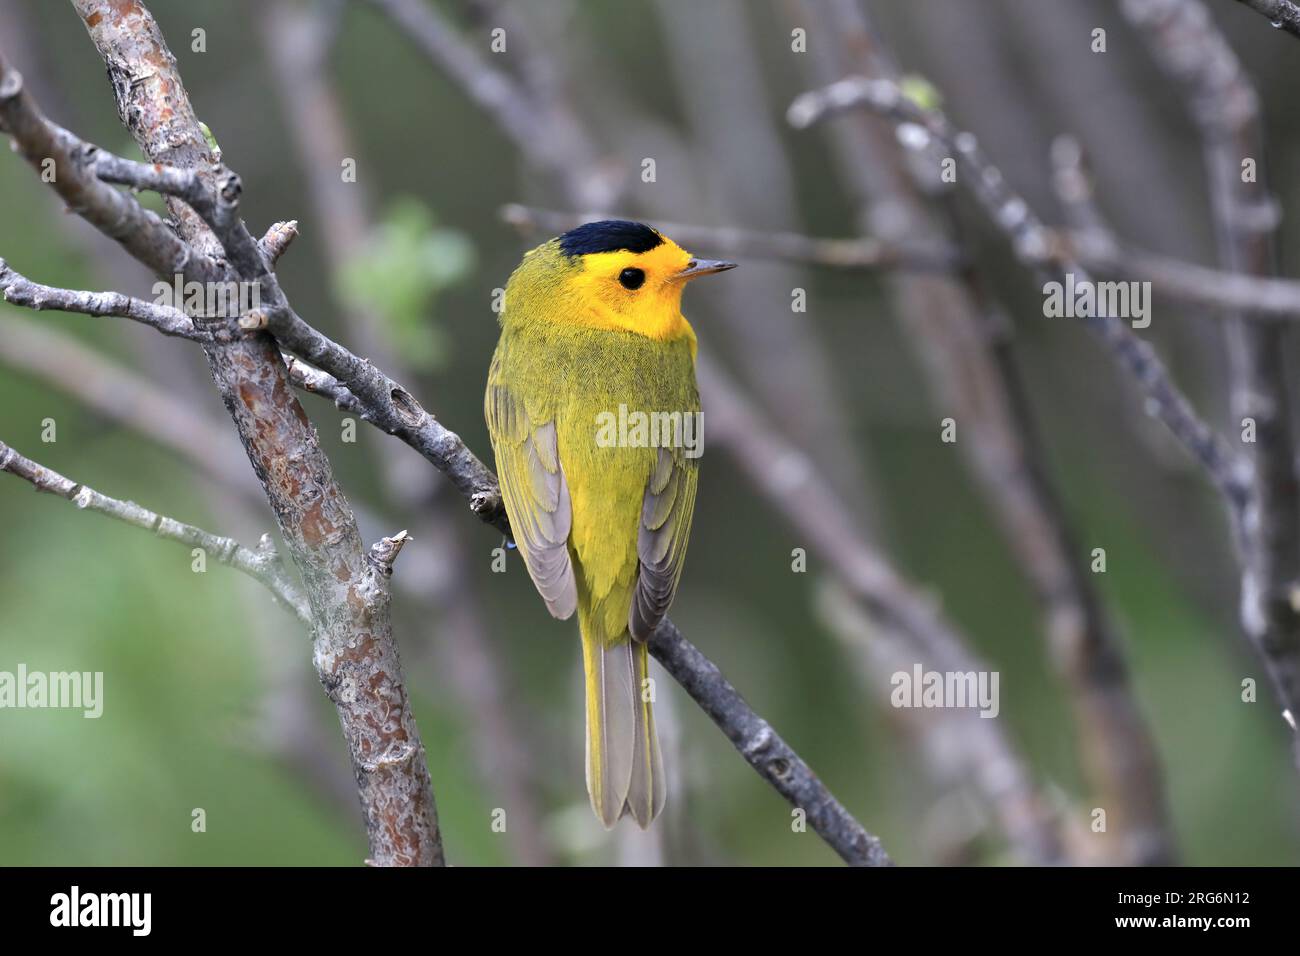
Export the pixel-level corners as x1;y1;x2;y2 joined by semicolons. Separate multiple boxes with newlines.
485;220;734;828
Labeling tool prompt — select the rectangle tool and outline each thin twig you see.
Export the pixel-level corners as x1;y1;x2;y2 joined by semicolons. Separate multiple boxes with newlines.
647;618;892;866
0;439;311;623
788;76;1251;518
700;356;1064;865
1231;0;1300;37
260;220;299;265
0;259;206;340
0;61;218;284
1058;230;1300;317
1121;0;1300;745
792;0;1174;865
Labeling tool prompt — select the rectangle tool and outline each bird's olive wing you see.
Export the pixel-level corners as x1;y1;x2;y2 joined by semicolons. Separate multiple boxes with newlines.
486;380;577;620
630;446;698;641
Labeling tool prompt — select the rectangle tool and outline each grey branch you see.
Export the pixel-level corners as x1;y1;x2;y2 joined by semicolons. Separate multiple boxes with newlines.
1231;0;1300;36
1060;229;1300;317
262;0;554;865
647;618;891;866
67;110;512;532
62;0;444;866
1121;0;1300;742
794;0;1172;865
0;259;205;340
501;204;965;273
260;220;299;265
0;65;219;285
367;529;411;575
0;439;310;624
274;318;510;534
700;357;1064;865
788;76;1250;516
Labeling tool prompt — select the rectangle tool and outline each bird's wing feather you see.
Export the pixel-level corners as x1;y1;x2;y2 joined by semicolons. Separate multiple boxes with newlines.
485;372;577;620
629;445;698;640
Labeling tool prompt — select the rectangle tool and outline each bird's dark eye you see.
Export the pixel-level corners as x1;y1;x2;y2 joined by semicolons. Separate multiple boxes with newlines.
618;267;645;290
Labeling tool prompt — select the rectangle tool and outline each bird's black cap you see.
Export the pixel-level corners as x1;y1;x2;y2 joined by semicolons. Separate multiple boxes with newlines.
557;220;664;258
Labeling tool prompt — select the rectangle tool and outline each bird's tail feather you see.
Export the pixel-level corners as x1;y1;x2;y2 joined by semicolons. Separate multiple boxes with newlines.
626;639;666;827
581;616;665;828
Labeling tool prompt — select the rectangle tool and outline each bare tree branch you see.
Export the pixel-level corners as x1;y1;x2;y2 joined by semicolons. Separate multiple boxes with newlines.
1231;0;1300;37
56;0;444;866
1058;230;1300;318
788;76;1251;518
0;438;310;623
258;0;554;866
1121;0;1300;742
0;67;218;284
260;219;299;266
700;356;1064;865
0;259;206;340
647;617;891;866
789;0;1174;865
791;59;1300;753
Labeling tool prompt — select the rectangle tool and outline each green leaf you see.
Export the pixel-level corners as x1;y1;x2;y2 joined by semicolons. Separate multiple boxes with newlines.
899;74;942;113
335;198;475;372
198;121;222;162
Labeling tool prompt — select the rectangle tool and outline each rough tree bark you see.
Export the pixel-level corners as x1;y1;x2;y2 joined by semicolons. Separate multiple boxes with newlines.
66;0;443;866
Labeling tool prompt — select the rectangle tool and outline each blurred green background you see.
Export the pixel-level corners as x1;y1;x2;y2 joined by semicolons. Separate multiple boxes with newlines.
1;0;1297;865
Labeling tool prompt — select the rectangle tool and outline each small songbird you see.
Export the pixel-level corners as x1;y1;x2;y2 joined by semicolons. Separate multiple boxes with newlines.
485;221;735;828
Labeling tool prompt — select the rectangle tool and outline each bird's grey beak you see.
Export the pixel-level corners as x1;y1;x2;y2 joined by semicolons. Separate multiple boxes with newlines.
675;258;738;280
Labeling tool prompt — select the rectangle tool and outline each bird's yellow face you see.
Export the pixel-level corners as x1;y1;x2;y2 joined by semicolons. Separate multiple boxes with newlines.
515;220;735;346
566;238;697;341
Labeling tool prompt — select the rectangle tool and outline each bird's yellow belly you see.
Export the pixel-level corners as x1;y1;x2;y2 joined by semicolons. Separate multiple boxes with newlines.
557;414;656;641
